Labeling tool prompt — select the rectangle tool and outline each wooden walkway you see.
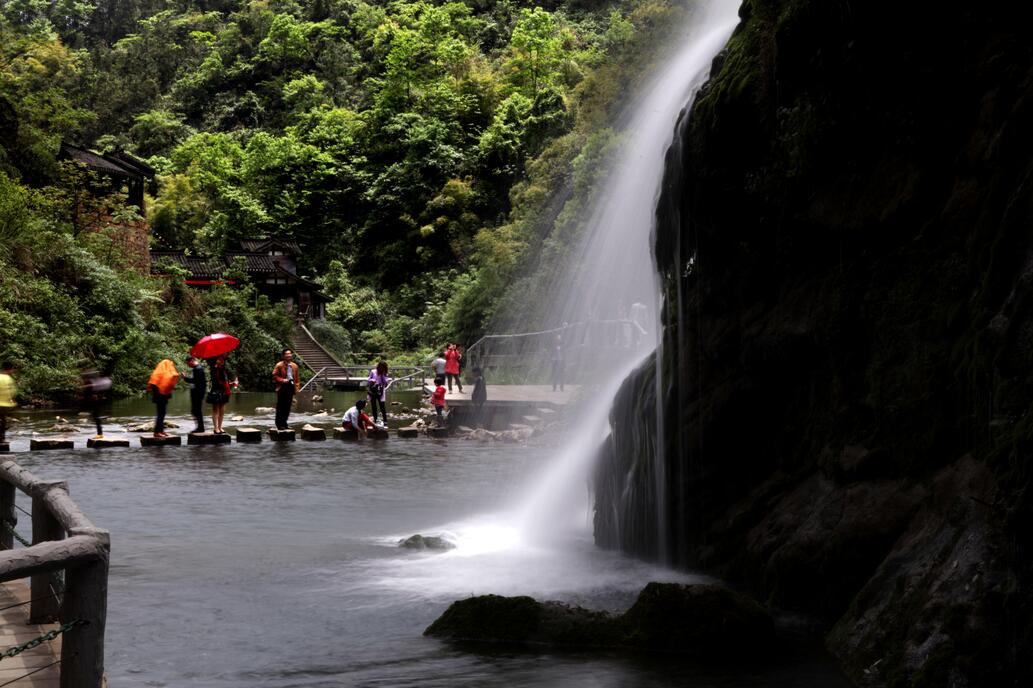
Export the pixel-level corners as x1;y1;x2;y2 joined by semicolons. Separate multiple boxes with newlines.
439;384;579;407
0;580;61;687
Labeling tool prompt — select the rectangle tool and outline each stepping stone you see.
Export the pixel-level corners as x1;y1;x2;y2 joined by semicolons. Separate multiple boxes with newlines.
87;437;130;449
521;415;542;423
370;427;389;440
430;427;449;439
140;435;182;447
0;442;9;453
397;427;419;438
268;429;296;442
30;439;75;450
301;425;326;441
334;428;359;441
187;432;232;446
235;427;262;443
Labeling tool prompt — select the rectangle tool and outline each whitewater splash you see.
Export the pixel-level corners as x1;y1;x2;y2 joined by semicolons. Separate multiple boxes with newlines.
372;0;741;596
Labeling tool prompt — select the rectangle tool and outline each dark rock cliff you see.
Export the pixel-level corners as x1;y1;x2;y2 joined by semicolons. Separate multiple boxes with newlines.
596;1;1033;685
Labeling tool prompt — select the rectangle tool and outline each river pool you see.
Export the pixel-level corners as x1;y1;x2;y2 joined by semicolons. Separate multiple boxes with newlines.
3;392;849;687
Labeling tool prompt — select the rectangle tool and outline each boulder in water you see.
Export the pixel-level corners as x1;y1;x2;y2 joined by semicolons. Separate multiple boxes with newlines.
425;582;773;656
49;423;79;433
230;415;245;422
400;534;457;550
254;407;275;414
126;421;180;432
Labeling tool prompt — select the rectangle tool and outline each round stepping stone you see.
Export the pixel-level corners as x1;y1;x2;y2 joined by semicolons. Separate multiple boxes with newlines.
333;428;358;441
87;437;130;448
268;429;296;442
187;432;232;445
430;427;449;439
397;427;419;438
301;425;326;441
30;439;75;450
235;427;262;442
140;435;182;447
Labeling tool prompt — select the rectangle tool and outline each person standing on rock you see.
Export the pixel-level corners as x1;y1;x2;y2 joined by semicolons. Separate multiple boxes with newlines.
471;366;487;428
432;351;447;385
272;349;300;431
0;362;16;444
185;356;206;433
147;359;180;438
445;343;463;393
431;378;447;427
207;355;235;434
367;360;391;426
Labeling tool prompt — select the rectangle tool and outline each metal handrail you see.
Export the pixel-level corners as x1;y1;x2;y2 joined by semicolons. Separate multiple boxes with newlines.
299;367;327;392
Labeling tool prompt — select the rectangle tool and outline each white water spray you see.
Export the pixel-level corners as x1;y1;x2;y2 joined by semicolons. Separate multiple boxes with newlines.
370;0;740;599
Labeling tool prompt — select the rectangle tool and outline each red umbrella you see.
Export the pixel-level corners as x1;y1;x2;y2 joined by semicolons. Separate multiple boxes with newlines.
191;333;240;359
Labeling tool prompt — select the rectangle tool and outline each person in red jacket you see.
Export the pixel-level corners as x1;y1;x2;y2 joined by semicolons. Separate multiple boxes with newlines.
431;381;447;427
444;343;463;393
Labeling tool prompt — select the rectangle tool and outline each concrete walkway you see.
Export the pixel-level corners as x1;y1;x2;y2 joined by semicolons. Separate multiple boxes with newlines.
0;580;61;687
440;384;579;407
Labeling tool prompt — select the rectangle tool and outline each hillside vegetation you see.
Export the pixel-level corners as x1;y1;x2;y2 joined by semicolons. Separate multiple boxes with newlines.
0;0;694;399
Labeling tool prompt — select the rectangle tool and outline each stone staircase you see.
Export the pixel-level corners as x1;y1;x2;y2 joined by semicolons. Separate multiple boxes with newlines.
290;324;350;378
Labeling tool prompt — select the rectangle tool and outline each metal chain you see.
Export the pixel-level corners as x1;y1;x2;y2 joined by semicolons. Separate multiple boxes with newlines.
0;619;88;661
1;520;31;548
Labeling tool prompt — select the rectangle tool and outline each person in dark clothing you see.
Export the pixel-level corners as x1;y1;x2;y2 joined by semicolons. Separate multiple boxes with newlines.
80;369;112;438
207;356;235;434
185;356;206;433
272;349;300;430
471;366;487;428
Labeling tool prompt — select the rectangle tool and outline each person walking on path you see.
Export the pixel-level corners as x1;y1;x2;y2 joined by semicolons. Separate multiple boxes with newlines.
0;362;16;444
185;356;206;433
432;351;447;385
273;349;301;430
207;355;235;434
342;399;374;439
444;343;463;393
80;368;112;438
471;366;487;428
147;359;180;438
551;334;564;392
431;379;447;427
367;360;391;426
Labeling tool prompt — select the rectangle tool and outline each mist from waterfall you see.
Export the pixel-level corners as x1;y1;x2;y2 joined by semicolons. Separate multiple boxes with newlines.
512;0;741;550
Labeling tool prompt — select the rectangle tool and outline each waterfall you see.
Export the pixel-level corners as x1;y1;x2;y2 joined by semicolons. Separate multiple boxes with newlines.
512;0;741;551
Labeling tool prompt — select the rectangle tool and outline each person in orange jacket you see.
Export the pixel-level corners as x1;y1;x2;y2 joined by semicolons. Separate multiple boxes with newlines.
146;359;180;438
272;349;301;430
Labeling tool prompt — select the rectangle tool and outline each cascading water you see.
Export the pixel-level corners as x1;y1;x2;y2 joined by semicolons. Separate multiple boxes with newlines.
372;0;740;596
512;0;741;554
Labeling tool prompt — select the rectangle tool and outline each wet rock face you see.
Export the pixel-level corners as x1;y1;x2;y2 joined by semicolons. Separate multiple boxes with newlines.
595;0;1033;685
425;583;773;656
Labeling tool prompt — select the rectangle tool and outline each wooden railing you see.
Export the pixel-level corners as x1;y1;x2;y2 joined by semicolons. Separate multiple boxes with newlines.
0;460;109;687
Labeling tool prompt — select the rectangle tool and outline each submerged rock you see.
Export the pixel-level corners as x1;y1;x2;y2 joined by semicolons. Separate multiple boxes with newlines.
425;582;773;656
254;407;275;414
126;420;180;432
49;423;79;433
400;534;457;550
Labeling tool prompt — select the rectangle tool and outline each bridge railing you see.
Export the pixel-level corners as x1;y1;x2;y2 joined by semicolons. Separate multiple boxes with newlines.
0;460;109;688
465;319;650;383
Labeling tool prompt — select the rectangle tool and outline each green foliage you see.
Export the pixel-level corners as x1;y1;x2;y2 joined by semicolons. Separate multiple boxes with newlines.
1;0;694;399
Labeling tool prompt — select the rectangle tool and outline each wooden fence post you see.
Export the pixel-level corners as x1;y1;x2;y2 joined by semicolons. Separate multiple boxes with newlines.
30;481;67;623
60;526;109;688
0;477;13;550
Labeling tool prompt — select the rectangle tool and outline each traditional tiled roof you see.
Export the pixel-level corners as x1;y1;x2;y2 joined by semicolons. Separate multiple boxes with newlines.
238;237;302;254
224;252;282;274
60;143;155;180
150;251;225;279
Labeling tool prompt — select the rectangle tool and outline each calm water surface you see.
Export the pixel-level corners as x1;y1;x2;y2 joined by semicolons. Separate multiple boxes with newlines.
5;393;849;687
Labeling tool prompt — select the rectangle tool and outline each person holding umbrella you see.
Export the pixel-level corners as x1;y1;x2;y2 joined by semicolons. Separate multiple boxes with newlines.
272;349;301;431
207;355;236;434
191;333;240;435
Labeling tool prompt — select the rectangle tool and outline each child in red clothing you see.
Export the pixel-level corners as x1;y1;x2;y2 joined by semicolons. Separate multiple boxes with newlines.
431;382;447;426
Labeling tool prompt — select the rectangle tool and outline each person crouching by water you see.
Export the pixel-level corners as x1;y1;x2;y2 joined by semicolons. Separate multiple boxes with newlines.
342;399;374;439
367;360;391;427
0;362;16;444
81;368;112;438
431;379;447;427
272;349;300;430
184;356;206;433
147;359;180;438
207;355;236;434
